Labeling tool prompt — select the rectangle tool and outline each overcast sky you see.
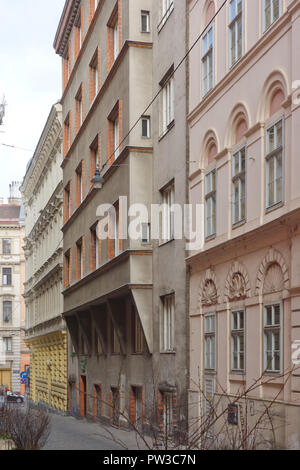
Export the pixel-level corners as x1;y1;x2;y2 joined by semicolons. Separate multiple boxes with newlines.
0;0;65;201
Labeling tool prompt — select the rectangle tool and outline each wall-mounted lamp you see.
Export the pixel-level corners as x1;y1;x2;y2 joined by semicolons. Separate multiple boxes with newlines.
91;166;104;189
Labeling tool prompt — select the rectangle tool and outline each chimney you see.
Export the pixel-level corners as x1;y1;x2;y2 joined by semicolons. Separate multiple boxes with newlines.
8;181;22;205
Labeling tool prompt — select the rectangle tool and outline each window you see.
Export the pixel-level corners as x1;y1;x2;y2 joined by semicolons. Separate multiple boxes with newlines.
3;301;12;324
142;223;150;244
232;147;246;225
107;5;120;71
229;0;243;67
63;43;71;89
266;119;283;209
89;49;99;103
90;226;100;270
75;85;83;133
263;0;280;32
141;11;150;32
161;294;175;352
205;170;216;238
64;250;71;287
231;310;245;371
202;26;214;96
108;101;122;165
132;309;144;354
75;10;83;59
76;238;84;280
160;0;174;27
95;331;102;355
204;313;216;370
90;136;99;187
141;116;150;138
162;76;174;134
3;337;12;353
113;21;119;60
113;117;119;159
64;113;71;156
264;303;281;373
76;161;84;207
94;384;102;418
2;268;12;286
162;392;174;436
161;183;175;243
64;181;72;222
2;239;11;255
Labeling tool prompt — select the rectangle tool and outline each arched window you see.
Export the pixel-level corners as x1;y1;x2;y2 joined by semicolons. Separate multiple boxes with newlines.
202;1;215;97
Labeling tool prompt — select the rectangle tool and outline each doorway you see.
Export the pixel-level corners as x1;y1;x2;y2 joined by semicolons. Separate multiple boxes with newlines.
80;375;87;418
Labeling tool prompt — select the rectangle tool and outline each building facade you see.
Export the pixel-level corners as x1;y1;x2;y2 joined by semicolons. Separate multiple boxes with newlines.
21;103;67;412
54;0;188;435
188;0;300;449
0;182;29;394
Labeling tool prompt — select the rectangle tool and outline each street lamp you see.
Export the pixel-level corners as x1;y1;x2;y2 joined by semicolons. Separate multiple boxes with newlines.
91;165;104;189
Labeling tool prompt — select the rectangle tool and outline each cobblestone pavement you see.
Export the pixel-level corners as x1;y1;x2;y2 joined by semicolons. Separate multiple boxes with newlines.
42;414;149;451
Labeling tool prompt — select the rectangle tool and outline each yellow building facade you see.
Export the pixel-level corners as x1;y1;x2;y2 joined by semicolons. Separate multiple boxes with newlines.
21;103;68;412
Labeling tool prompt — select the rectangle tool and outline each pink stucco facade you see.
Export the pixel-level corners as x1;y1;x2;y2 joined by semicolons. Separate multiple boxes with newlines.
188;0;300;449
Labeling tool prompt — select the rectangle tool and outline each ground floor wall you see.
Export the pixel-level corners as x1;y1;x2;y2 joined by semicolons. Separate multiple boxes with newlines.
26;330;68;412
188;214;300;449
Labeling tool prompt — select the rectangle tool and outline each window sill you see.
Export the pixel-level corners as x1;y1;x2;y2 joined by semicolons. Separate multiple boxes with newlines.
232;219;246;230
157;5;174;33
158;120;175;142
265;201;284;214
159;238;175;248
205;234;216;243
160;350;176;355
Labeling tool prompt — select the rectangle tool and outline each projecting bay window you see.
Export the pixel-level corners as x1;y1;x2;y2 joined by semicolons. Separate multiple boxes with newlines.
232;147;246;225
202;26;214;97
231;310;245;371
266;119;283;209
229;0;243;68
205;170;216;239
204;313;216;370
161;294;175;352
263;0;280;32
264;303;282;373
161;183;175;243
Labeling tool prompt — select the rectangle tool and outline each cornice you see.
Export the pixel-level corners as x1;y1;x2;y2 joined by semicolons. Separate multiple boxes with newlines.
53;0;81;57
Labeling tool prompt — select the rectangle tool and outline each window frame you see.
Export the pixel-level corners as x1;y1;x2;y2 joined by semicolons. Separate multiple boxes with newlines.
262;0;281;33
263;301;282;374
141;10;150;33
231;309;245;372
204;313;216;371
3;300;12;324
161;294;175;353
2;267;12;286
205;169;217;239
2;239;11;255
202;24;214;97
228;0;244;68
161;75;175;135
161;182;175;244
232;146;246;226
265;117;284;210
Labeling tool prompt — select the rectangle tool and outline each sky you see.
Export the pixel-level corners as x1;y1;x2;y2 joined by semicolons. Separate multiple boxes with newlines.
0;0;65;201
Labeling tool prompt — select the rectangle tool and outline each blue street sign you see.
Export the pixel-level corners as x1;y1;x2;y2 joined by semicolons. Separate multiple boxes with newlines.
20;371;29;380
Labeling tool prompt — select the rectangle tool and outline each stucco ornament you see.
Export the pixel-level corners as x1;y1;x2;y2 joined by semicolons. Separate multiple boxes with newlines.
228;272;247;301
202;279;218;306
263;263;284;294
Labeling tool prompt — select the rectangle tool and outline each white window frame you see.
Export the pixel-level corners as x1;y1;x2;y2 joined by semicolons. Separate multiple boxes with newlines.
265;118;284;209
202;25;214;97
141;116;151;138
232;147;246;225
160;0;174;28
3;337;12;353
161;294;175;352
205;169;216;239
231;309;245;371
162;76;174;134
113;21;119;61
262;0;281;32
204;313;216;370
229;0;244;68
161;183;175;243
113;117;119;159
264;302;282;373
141;10;150;33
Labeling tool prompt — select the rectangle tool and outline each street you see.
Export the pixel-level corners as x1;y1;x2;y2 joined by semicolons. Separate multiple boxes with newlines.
42;414;148;451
